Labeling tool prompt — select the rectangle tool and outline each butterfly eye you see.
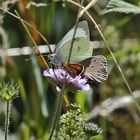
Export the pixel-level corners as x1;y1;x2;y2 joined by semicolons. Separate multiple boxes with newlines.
48;54;54;60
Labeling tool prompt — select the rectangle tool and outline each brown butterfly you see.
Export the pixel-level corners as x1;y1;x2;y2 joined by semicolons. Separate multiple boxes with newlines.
80;55;108;83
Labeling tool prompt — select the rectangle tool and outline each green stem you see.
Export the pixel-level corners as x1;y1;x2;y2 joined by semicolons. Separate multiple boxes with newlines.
67;0;84;64
5;100;10;140
48;90;64;140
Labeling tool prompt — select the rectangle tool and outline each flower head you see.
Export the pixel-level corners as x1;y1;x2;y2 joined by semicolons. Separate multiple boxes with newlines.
43;68;90;92
0;80;19;101
53;103;103;139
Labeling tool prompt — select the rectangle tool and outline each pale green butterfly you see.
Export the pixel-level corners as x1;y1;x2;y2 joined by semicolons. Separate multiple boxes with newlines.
51;21;108;83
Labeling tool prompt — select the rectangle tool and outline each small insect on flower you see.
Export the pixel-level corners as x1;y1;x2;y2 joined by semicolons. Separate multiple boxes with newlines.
43;68;90;92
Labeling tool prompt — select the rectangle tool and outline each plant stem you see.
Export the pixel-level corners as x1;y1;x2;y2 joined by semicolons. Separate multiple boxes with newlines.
67;0;84;64
5;100;10;140
48;90;64;140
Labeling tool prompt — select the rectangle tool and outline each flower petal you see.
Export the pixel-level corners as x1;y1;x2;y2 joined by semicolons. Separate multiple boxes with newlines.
43;68;90;92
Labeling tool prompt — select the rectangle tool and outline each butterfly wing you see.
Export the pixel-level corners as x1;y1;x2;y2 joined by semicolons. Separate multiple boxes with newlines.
52;21;93;64
80;55;108;83
56;21;90;50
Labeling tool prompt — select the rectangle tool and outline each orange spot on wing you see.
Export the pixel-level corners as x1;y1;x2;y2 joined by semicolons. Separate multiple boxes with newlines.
64;64;84;75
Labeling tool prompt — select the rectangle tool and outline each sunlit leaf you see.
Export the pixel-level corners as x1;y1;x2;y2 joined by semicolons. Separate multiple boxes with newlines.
100;0;140;15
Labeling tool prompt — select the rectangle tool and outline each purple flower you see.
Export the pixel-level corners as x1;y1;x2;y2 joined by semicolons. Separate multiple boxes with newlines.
43;68;90;92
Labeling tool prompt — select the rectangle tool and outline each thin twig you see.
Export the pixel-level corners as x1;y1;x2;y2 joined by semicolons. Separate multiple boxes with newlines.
0;7;52;54
15;10;49;69
48;89;65;140
79;0;98;18
67;0;84;64
5;100;10;140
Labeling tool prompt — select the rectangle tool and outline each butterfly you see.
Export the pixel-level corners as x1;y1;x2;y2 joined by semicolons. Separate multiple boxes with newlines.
50;21;108;83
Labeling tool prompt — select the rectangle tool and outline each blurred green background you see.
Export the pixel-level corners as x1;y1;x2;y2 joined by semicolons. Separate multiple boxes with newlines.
0;0;140;139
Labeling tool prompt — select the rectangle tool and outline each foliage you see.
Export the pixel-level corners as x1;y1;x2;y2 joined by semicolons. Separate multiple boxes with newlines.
101;0;140;14
0;80;19;140
0;80;19;101
54;103;102;139
0;0;140;140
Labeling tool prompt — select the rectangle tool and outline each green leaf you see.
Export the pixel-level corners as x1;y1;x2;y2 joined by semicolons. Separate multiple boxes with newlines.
100;0;140;15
